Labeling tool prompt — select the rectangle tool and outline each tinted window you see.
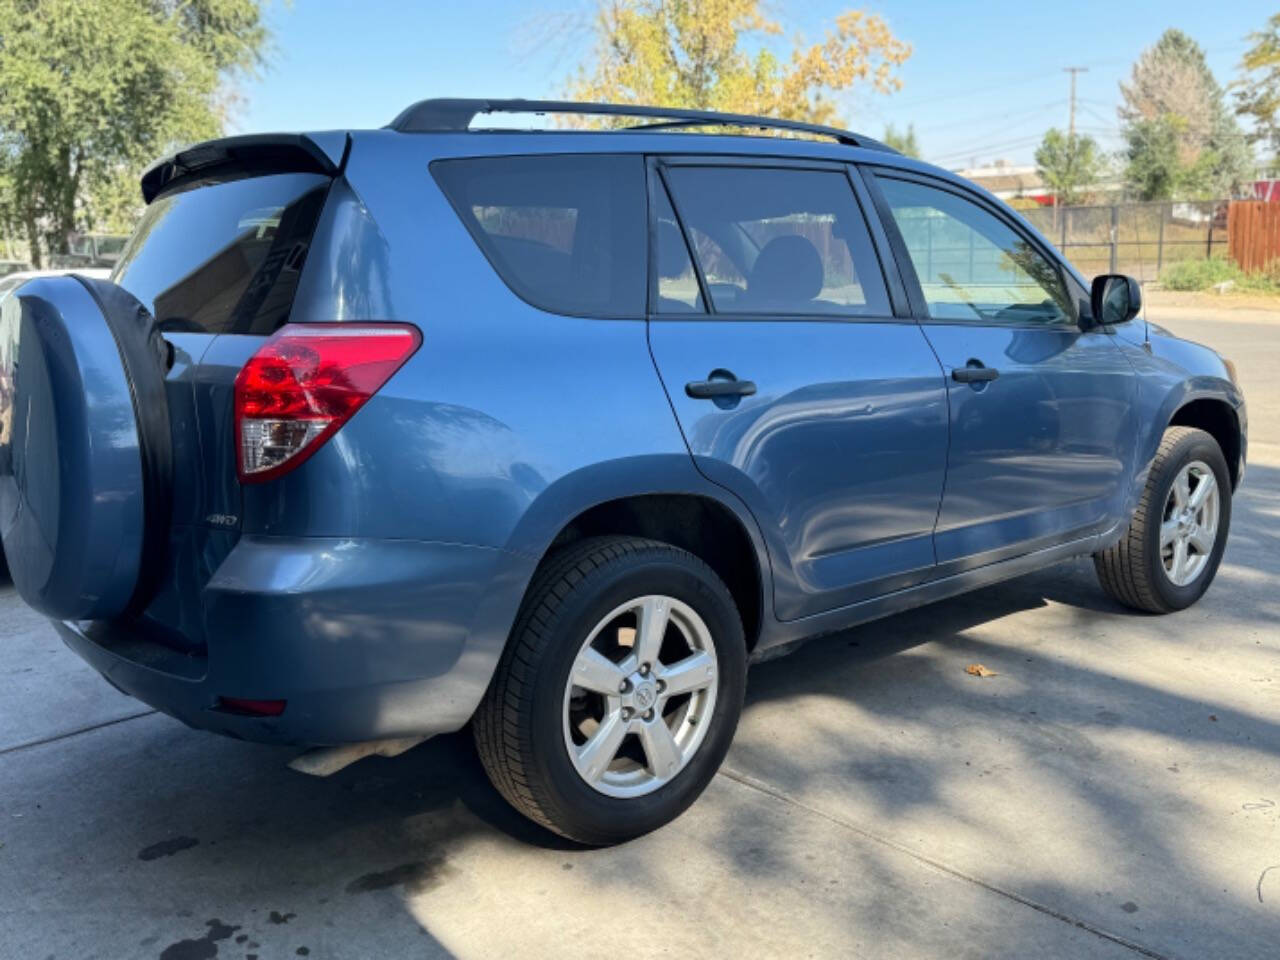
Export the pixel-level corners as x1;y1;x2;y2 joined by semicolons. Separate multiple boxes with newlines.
433;155;647;318
653;183;703;313
876;177;1072;325
662;166;890;316
113;172;330;335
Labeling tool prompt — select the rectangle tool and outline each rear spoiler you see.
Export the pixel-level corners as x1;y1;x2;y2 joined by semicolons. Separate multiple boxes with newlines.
140;132;349;203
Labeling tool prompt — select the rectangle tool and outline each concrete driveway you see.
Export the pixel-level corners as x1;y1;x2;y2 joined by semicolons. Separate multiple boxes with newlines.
2;300;1277;960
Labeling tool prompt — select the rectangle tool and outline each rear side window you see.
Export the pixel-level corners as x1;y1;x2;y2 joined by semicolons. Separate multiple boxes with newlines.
661;165;890;317
113;172;330;335
432;155;647;318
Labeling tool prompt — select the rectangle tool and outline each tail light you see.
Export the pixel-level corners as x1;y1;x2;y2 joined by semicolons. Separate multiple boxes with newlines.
217;696;286;717
234;323;421;484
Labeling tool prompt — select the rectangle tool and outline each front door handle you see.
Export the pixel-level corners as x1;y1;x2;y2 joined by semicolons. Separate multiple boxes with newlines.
952;362;999;383
686;375;757;399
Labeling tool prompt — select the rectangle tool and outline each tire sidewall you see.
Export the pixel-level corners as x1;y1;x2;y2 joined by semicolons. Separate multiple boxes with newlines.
1146;432;1232;610
527;551;746;844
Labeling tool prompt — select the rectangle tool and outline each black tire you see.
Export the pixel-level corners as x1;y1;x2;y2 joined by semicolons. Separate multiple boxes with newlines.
473;536;747;845
1094;426;1231;613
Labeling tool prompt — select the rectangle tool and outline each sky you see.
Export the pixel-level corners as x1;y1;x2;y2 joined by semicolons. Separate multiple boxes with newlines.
232;0;1277;171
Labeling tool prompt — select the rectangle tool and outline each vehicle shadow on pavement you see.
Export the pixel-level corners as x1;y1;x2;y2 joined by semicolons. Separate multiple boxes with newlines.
723;463;1279;957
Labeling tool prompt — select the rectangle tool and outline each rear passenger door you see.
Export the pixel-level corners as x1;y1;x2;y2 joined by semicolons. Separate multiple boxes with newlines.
647;158;949;621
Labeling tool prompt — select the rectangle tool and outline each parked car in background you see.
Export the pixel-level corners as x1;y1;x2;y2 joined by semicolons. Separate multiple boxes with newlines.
0;261;33;279
0;267;112;302
66;233;130;268
0;100;1246;845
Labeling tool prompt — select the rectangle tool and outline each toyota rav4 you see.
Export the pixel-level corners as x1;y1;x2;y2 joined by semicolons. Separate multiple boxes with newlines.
0;99;1246;844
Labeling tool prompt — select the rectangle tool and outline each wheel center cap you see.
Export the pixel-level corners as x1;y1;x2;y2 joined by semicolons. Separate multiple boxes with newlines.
633;681;657;710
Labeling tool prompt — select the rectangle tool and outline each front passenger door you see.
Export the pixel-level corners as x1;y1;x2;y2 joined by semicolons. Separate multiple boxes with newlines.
868;171;1138;572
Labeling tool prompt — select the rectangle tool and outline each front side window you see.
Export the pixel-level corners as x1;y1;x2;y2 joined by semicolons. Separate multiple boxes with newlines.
432;155;647;318
661;165;890;316
876;176;1073;325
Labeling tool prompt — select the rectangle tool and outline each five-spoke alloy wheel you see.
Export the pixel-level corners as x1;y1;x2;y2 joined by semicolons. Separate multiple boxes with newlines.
1095;426;1232;613
564;595;719;797
1159;460;1220;587
474;537;746;845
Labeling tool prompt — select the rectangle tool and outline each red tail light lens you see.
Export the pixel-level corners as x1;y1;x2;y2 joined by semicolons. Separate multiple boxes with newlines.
234;323;421;484
217;696;287;717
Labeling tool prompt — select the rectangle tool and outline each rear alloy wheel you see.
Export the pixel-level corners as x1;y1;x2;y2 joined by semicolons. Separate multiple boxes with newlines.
563;595;719;797
473;537;746;845
1094;426;1232;613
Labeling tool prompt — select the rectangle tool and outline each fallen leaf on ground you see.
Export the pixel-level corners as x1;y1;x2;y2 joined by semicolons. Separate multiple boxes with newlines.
965;663;998;678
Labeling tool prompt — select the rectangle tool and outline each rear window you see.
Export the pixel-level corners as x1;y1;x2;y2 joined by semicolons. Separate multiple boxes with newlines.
431;155;647;318
112;172;330;335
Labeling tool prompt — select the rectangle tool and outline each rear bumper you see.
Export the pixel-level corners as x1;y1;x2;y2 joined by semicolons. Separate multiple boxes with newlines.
55;536;533;745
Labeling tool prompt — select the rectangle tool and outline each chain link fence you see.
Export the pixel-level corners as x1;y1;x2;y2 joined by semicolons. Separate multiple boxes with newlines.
1019;200;1229;282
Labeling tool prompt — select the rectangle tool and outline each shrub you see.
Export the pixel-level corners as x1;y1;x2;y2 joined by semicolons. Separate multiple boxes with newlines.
1235;259;1280;293
1159;257;1243;291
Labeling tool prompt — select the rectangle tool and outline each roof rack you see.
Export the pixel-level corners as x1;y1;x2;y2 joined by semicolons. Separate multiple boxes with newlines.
386;98;896;153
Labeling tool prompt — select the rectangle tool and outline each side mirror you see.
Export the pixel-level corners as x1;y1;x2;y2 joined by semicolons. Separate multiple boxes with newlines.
1089;274;1141;327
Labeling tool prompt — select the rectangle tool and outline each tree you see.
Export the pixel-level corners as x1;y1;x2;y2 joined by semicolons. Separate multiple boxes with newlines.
1119;29;1252;201
567;0;911;128
882;122;919;157
1034;128;1104;207
0;0;268;266
1236;13;1280;159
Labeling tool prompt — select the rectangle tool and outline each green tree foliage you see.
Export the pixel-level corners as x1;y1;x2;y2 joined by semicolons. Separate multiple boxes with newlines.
1034;128;1104;206
567;0;911;127
1119;29;1252;201
0;0;267;266
881;122;919;157
1235;13;1280;159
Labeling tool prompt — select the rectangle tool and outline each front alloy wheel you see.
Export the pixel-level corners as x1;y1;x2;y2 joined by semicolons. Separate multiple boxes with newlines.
1159;460;1220;587
1094;426;1232;613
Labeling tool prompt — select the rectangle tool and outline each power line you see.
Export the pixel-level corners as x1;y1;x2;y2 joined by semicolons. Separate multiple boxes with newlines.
927;133;1049;166
921;99;1067;135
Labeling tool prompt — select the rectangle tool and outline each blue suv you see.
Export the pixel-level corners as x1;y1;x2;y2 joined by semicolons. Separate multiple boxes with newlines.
0;100;1246;844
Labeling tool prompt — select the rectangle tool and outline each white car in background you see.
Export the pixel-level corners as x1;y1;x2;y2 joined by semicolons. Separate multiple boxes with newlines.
0;267;112;302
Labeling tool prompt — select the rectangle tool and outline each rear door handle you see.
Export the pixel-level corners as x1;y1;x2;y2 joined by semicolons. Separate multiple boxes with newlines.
686;377;757;399
951;363;999;383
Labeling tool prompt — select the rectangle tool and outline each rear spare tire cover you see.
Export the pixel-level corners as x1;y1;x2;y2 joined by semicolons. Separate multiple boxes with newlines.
0;276;171;620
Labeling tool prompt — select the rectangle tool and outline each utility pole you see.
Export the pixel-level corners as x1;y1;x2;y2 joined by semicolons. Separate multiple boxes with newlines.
1063;66;1088;138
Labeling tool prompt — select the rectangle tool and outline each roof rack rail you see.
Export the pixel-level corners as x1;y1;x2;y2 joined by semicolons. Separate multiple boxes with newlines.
386;98;896;153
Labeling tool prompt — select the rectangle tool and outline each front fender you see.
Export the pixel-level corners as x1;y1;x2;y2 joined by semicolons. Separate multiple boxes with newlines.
1113;331;1245;533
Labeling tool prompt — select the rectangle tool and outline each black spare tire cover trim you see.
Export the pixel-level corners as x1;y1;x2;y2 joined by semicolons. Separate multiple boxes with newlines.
73;277;173;619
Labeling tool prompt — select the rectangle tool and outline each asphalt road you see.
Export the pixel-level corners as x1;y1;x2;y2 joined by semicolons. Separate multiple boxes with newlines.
2;300;1277;960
